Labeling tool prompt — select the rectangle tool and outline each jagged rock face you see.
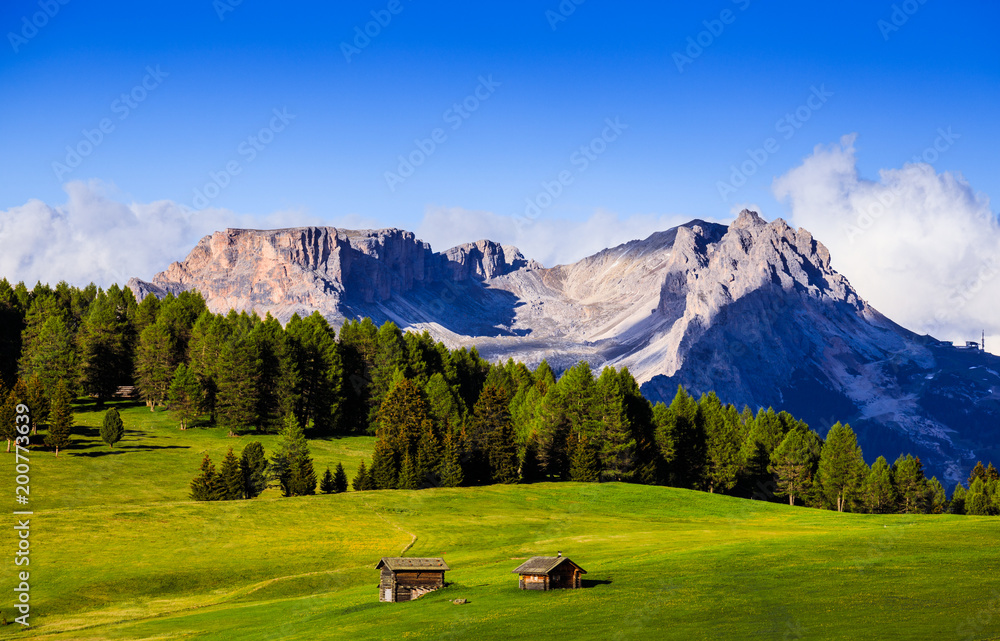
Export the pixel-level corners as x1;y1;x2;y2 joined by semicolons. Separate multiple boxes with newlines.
128;213;1000;483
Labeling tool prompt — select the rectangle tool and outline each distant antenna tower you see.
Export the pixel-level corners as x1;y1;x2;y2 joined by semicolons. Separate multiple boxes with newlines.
984;330;986;353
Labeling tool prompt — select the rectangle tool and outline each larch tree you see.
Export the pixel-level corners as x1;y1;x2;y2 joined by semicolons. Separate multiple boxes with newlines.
818;422;866;512
769;427;822;506
45;379;74;456
861;456;897;514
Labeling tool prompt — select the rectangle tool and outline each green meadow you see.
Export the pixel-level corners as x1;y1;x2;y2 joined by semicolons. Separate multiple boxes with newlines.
1;402;999;640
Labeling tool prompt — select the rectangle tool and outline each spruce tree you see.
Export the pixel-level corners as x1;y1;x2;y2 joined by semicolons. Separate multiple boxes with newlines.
927;477;947;514
320;467;335;494
569;434;601;482
949;484;967;514
769;427;822;506
26;375;47;434
662;386;705;489
702;393;741;493
488;408;520;485
352;460;370;491
190;453;222;501
369;438;398;489
135;321;177;411
100;407;125;448
861;456;897;514
216;334;262;434
219;447;243;500
397;454;419;490
45;379;73;456
415;423;443;487
469;384;515;484
439;429;465;488
892;454;930;514
240;441;268;499
287;452;317;496
168;363;201;429
595;367;636;482
333;462;349;493
520;432;541;483
817;422;866;512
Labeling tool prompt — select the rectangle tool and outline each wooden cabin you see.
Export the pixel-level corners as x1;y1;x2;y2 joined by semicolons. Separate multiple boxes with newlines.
375;557;449;602
512;553;586;590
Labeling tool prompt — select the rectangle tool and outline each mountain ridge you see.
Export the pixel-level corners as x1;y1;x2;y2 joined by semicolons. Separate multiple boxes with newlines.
128;211;1000;484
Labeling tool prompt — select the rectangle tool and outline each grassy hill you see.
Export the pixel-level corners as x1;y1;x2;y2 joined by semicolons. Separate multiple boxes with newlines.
2;402;999;639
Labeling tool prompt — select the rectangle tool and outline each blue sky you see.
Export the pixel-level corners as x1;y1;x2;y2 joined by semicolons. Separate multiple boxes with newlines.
2;0;997;224
1;1;999;350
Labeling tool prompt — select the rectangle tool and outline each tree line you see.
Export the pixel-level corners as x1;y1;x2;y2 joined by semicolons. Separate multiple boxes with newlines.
1;278;997;514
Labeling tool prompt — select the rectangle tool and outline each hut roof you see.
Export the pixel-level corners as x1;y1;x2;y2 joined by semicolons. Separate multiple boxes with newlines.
375;557;450;571
512;556;587;575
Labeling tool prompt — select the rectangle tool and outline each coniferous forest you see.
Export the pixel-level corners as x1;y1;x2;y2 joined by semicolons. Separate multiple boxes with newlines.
1;277;998;515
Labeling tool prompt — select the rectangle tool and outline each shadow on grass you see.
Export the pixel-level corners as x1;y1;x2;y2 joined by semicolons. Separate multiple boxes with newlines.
71;444;191;457
581;579;612;588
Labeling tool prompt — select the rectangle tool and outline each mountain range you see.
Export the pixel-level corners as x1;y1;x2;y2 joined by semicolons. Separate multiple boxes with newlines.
127;210;1000;485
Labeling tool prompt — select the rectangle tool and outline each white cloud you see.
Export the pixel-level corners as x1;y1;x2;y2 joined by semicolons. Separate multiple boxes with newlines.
0;180;344;288
773;134;1000;352
416;206;719;267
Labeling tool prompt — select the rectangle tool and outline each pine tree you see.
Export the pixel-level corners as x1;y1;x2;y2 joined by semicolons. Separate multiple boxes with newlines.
927;477;947;514
168;363;201;429
134;321;177;411
520;432;541;483
286;451;317;497
817;422;866;512
26;375;47;434
702;393;741;493
397;454;419;490
190;453;221;501
439;428;464;488
595;367;636;482
353;460;370;491
333;462;349;493
216;334;262;434
240;441;268;499
320;467;335;494
0;386;16;452
369;437;399;490
949;484;967;514
892;454;930;514
45;379;73;456
569;433;601;482
415;423;443;487
219;447;243;500
769;427;822;506
100;407;125;448
861;456;897;514
966;477;991;515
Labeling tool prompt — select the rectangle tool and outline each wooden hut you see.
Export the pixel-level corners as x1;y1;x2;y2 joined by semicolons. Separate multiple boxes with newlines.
375;557;450;602
512;553;586;590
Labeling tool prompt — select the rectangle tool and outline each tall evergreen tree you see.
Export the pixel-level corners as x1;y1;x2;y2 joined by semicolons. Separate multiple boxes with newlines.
569;433;601;482
861;456;898;514
333;462;349;493
966;477;992;515
285;312;342;434
134;321;178;411
468;384;515;484
25;375;47;435
168;363;202;429
397;454;419;490
352;460;370;491
702;393;742;493
269;413;315;496
216;332;262;434
660;386;705;489
439;428;465;488
892;454;930;514
219;448;243;500
77;287;135;404
769;427;822;505
320;467;335;494
595;367;636;482
949;484;967;515
45;379;73;456
240;441;268;499
927;477;947;514
190;453;222;501
818;422;866;512
19;310;78;394
100;407;125;447
369;437;399;490
415;424;443;487
0;386;16;452
520;431;541;483
367;321;407;430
